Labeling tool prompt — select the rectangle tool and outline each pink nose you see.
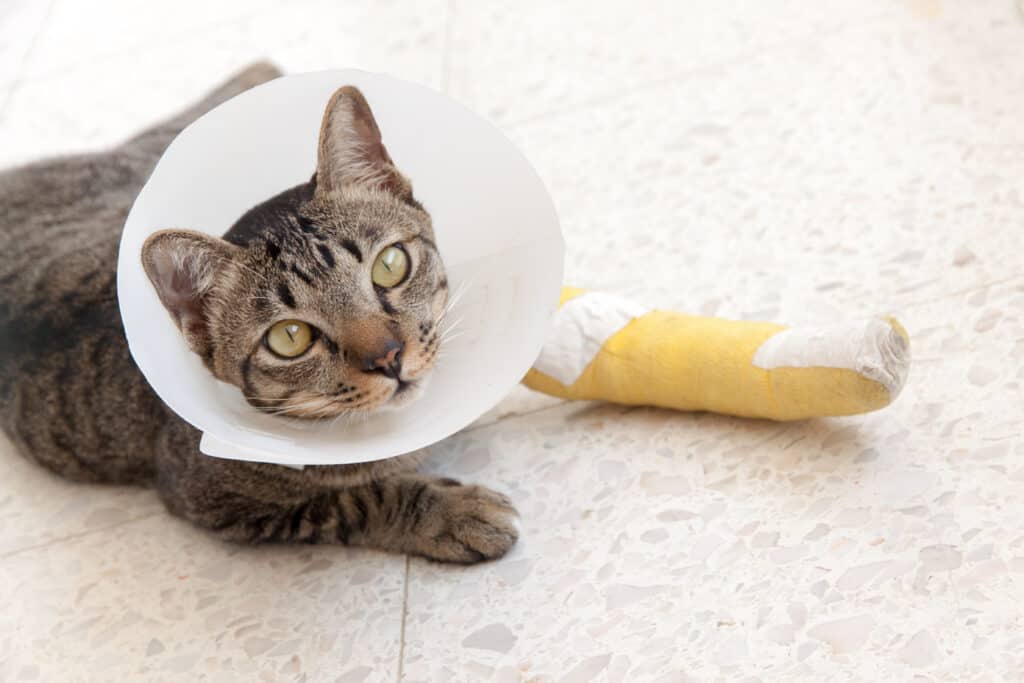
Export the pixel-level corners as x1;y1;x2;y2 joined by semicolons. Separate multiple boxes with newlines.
361;340;404;379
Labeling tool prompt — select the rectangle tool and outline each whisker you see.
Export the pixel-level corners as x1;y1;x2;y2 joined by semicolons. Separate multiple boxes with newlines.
259;396;340;419
328;408;352;431
260;400;316;413
438;315;465;347
445;280;470;313
436;277;471;326
243;395;298;403
439;330;465;345
440;314;464;336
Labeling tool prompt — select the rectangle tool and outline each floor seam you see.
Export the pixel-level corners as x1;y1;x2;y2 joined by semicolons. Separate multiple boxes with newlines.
460;400;578;435
880;270;1024;312
6;0;278;88
396;554;411;682
0;0;57;124
0;510;162;560
498;9;893;131
440;0;457;94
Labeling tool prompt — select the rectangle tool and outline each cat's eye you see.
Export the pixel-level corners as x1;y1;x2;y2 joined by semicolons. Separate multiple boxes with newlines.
265;320;315;358
371;244;410;288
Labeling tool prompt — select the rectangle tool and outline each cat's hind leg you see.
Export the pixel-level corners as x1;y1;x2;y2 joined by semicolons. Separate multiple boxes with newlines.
124;61;284;156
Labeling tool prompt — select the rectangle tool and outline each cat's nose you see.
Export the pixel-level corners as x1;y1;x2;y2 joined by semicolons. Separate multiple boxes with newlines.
361;340;404;379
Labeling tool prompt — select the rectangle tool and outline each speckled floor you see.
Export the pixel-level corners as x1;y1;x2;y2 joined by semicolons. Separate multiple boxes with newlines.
1;1;1023;681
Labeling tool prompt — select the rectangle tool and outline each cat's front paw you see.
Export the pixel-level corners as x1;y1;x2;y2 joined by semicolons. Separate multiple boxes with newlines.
414;480;519;564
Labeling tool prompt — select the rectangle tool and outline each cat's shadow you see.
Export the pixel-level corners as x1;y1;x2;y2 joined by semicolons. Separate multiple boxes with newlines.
518;399;879;478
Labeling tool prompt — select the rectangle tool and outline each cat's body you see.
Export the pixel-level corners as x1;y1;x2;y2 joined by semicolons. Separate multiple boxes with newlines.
0;63;517;563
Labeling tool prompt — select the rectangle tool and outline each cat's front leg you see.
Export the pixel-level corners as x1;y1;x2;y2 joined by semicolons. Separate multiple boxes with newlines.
165;470;519;563
342;474;520;563
154;427;519;563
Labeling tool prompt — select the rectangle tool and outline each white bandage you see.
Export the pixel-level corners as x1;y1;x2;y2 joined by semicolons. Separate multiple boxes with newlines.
532;292;652;386
752;319;911;396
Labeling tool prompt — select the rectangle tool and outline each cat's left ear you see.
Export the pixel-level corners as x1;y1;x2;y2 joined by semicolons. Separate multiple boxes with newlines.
141;230;239;358
314;85;412;199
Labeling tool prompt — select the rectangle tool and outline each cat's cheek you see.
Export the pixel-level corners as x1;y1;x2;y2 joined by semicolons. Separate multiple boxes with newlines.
344;378;400;413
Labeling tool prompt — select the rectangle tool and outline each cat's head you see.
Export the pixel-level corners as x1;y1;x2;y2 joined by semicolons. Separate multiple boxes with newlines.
141;86;449;418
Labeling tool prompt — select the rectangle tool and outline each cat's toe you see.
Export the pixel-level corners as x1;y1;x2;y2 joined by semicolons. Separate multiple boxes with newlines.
419;483;519;564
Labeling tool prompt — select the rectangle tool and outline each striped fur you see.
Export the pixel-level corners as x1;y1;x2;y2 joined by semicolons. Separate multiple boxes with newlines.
0;63;518;563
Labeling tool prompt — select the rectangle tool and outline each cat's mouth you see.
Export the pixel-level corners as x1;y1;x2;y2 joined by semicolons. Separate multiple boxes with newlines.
386;377;423;409
247;377;425;419
326;376;426;416
323;376;424;415
246;350;436;419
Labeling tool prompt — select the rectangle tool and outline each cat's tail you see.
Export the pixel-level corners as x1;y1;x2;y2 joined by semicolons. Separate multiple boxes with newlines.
124;60;284;156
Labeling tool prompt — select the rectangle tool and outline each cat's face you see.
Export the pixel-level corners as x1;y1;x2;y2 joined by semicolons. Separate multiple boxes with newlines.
142;86;449;418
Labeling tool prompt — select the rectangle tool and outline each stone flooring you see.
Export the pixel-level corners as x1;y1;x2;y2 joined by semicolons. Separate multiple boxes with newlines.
1;0;1023;680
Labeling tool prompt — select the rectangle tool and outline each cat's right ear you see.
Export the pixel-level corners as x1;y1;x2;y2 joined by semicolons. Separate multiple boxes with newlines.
314;85;412;199
141;230;238;358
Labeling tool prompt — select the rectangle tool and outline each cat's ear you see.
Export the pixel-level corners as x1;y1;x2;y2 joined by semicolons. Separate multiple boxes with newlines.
141;230;238;357
315;85;412;198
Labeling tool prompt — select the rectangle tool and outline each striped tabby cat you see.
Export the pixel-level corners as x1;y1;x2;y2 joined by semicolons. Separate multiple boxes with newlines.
0;63;518;563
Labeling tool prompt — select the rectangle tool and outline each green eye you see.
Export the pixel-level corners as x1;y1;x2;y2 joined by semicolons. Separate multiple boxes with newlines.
266;320;314;358
371;244;409;288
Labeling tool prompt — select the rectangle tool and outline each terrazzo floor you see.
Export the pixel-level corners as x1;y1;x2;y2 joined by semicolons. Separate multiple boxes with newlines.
1;1;1023;680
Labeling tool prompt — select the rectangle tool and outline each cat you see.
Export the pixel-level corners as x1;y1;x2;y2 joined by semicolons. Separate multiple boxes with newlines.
0;62;518;564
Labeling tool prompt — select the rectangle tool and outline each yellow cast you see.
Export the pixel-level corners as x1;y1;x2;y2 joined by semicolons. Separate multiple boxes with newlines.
523;288;911;421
